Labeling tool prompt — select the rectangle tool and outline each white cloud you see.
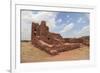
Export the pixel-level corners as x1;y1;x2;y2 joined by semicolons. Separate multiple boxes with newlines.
21;11;33;22
77;17;83;23
32;12;57;31
21;11;58;40
76;25;89;37
21;11;33;40
66;15;70;18
57;19;62;23
21;11;89;40
60;23;74;33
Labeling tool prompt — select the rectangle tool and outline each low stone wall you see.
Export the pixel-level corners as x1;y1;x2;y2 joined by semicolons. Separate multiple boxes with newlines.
32;38;80;55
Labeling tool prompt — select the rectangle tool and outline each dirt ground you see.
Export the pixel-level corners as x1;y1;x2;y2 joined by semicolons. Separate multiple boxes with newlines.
21;42;89;63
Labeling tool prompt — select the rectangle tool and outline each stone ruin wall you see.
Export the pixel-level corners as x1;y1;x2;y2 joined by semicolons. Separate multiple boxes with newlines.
31;21;89;55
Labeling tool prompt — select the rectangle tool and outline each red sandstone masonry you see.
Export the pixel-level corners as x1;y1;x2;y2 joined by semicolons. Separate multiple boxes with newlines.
31;21;88;55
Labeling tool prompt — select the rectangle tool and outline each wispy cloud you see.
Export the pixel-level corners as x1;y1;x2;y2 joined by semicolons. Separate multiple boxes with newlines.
76;25;89;37
60;23;74;33
57;19;62;23
66;15;70;18
32;12;58;31
21;10;89;40
77;17;83;23
21;11;58;40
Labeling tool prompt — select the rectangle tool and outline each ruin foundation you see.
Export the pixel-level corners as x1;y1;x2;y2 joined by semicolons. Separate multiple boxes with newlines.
31;21;89;55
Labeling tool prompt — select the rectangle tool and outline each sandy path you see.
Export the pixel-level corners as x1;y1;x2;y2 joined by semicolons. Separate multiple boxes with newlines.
21;42;89;63
46;47;89;61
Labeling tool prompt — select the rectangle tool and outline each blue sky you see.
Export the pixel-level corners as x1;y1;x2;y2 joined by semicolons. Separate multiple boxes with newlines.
52;12;89;38
21;10;89;40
